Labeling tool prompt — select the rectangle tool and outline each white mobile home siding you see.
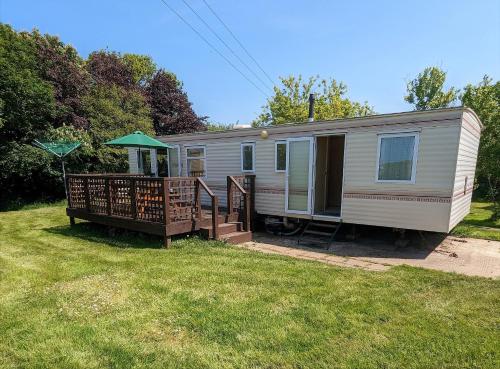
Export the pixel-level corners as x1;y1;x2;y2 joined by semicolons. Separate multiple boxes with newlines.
128;108;481;233
448;110;481;231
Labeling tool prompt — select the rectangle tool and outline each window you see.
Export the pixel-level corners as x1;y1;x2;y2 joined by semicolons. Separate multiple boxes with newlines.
376;133;419;183
168;146;181;177
186;146;206;177
241;143;255;172
275;141;287;172
137;149;151;175
156;148;169;177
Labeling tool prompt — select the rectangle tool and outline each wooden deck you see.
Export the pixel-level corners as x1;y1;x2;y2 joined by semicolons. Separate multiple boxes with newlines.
66;174;255;247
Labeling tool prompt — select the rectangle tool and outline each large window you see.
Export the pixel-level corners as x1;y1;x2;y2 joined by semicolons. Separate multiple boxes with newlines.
376;133;419;183
275;141;286;172
186;146;206;177
241;143;255;172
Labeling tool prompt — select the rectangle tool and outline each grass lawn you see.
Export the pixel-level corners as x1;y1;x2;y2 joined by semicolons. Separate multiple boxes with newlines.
451;202;500;241
0;204;499;369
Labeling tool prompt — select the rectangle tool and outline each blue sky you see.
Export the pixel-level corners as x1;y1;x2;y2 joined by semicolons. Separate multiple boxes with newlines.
1;0;499;124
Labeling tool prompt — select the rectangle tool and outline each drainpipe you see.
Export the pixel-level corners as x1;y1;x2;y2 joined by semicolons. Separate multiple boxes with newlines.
308;93;315;122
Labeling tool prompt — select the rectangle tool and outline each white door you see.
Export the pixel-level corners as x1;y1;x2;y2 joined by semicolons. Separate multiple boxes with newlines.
285;137;314;214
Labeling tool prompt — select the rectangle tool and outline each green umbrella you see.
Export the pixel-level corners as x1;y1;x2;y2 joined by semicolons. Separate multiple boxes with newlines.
104;131;173;176
104;131;172;149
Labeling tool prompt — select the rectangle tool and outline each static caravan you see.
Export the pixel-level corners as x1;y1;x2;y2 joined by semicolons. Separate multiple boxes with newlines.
128;107;482;233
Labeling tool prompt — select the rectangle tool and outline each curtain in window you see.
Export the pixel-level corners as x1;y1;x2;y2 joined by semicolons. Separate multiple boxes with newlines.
378;136;415;181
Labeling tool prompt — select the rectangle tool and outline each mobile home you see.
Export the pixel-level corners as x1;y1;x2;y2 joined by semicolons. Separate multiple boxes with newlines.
128;107;482;233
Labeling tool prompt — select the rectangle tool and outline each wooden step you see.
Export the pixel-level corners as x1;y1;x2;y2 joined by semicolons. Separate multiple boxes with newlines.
308;222;339;229
200;222;242;238
199;215;226;227
220;231;252;244
303;229;332;237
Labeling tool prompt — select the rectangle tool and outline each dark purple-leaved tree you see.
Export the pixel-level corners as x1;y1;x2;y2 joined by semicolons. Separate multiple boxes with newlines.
86;51;135;90
32;31;90;129
147;70;207;135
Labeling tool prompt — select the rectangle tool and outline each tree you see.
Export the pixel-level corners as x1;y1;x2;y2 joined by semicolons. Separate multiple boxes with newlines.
405;66;458;110
31;30;90;129
121;53;157;86
252;75;373;126
461;76;500;219
0;24;59;206
86;51;135;90
147;70;207;135
83;85;154;172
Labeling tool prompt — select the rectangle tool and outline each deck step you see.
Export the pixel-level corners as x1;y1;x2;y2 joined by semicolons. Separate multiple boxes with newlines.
220;231;252;244
298;220;342;249
303;229;332;237
308;222;338;229
200;222;242;238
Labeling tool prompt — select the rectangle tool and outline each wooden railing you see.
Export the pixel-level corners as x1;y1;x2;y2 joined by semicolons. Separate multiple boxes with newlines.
227;175;255;231
66;174;255;246
196;178;219;240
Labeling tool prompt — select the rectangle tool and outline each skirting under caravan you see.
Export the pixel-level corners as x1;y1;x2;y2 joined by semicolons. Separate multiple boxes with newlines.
128;107;482;233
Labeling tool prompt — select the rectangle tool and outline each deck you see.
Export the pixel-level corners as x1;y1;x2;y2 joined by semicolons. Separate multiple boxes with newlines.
66;174;255;247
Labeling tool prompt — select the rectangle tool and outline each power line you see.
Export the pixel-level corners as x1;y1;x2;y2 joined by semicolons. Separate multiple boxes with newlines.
201;0;276;87
180;0;273;92
158;0;269;97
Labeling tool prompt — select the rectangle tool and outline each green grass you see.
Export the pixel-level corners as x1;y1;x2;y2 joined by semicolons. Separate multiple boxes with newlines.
452;202;500;241
0;205;499;369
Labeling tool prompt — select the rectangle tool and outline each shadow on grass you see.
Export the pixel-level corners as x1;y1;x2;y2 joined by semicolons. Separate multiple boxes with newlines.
43;221;165;249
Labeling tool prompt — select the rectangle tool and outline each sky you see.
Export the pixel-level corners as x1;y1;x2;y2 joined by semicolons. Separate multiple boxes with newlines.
1;0;499;125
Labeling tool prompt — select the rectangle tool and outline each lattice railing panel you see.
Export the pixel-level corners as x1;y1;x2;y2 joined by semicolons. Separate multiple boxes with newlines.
135;178;164;223
68;177;86;209
88;177;107;214
110;178;133;218
167;177;198;222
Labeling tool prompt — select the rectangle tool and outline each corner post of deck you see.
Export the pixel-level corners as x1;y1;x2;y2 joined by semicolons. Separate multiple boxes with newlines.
212;196;219;240
69;216;75;226
248;175;256;230
226;176;233;217
244;192;251;232
162;178;171;248
196;178;203;221
66;175;72;208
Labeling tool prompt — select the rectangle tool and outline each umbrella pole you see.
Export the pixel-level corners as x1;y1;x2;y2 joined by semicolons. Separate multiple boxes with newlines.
62;158;68;200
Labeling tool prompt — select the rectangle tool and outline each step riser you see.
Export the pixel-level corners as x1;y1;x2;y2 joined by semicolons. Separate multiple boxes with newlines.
222;232;252;244
200;223;241;238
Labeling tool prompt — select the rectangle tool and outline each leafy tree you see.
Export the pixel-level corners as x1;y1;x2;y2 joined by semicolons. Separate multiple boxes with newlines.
31;30;90;129
0;24;59;206
147;70;207;135
0;24;56;144
253;75;373;126
83;85;154;172
461;76;500;219
206;122;234;131
122;53;157;86
405;66;458;110
86;51;135;90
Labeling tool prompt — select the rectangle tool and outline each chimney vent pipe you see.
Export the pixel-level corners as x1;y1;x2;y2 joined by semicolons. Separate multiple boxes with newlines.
308;93;315;122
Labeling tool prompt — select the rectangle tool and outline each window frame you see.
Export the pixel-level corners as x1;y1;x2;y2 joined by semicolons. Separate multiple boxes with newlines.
275;140;287;172
375;132;419;184
185;145;207;178
241;142;256;173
